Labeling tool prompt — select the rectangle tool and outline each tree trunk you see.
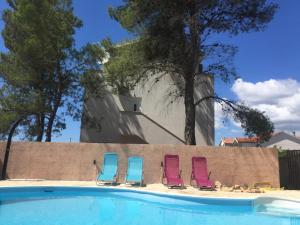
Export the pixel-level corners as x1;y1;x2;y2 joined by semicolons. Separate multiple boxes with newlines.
1;117;24;180
45;94;61;142
36;113;45;142
45;63;63;142
184;2;198;145
184;75;196;145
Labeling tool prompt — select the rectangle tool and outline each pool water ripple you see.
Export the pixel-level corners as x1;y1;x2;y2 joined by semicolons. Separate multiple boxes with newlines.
0;187;299;225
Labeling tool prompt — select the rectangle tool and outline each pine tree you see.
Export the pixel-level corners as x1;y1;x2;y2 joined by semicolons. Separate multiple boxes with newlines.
0;0;104;142
106;0;277;144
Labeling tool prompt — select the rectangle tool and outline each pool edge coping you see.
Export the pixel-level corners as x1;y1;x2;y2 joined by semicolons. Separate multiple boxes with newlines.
0;185;256;200
1;185;297;203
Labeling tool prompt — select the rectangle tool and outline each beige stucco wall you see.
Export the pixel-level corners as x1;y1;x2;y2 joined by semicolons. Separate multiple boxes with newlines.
0;142;279;187
0;144;3;178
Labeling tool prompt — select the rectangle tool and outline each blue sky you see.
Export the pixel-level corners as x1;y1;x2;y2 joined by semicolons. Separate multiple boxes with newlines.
0;0;299;144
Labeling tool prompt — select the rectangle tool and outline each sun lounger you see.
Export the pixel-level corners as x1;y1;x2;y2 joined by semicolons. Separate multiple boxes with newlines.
191;156;214;190
97;152;118;184
125;156;144;186
162;154;184;188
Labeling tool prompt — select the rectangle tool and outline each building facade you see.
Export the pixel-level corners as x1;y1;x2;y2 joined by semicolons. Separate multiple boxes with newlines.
262;132;300;150
220;132;300;150
80;74;214;145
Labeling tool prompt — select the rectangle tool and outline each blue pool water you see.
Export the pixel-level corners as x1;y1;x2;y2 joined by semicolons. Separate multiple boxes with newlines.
0;187;299;225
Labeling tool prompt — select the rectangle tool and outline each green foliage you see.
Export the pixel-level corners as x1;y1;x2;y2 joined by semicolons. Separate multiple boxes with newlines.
0;0;104;141
216;98;274;143
234;106;274;143
276;147;288;158
0;83;42;140
100;39;146;95
109;0;278;77
107;0;278;144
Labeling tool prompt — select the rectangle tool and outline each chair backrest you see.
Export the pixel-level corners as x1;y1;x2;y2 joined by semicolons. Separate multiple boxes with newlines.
127;156;143;177
192;156;209;180
102;152;118;176
164;154;180;179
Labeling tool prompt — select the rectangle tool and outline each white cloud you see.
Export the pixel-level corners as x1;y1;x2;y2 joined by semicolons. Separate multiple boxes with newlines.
232;78;300;105
231;78;300;133
214;102;225;129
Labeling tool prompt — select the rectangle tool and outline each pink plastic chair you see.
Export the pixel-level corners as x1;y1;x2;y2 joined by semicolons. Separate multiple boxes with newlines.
163;154;184;188
191;157;214;190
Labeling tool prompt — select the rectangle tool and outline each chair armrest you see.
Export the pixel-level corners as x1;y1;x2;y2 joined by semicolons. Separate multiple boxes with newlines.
191;171;195;179
114;169;119;183
161;162;166;184
124;169;128;183
162;170;166;183
190;171;194;185
94;160;101;174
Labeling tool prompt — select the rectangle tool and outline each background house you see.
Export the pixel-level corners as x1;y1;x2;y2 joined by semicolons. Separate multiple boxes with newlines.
262;132;300;150
219;137;259;147
80;74;215;145
220;132;300;150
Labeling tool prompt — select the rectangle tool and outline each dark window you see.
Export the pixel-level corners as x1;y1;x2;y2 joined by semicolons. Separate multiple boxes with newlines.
134;104;137;111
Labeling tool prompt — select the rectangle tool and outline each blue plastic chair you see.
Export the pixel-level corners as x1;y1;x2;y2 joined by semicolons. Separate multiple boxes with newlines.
125;156;144;186
97;152;118;184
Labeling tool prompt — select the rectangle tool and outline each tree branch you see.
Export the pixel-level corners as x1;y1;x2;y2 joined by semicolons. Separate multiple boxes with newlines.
194;94;238;111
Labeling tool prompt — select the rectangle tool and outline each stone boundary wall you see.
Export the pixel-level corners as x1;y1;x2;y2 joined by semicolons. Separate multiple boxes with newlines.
0;142;279;187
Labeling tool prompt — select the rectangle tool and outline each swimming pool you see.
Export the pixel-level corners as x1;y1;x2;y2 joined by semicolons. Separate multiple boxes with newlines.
0;187;299;225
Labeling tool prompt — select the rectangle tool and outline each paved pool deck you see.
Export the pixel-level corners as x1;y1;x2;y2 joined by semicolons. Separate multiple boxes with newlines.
1;180;300;200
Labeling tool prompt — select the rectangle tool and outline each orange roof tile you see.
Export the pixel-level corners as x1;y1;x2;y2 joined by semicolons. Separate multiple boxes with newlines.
222;137;259;144
222;138;236;144
236;137;259;143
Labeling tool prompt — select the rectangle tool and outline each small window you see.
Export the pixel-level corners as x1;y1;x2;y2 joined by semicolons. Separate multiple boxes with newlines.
133;104;137;111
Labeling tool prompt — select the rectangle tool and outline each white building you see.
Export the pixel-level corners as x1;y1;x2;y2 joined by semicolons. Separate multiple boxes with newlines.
80;74;215;145
219;137;259;147
262;132;300;150
220;132;300;150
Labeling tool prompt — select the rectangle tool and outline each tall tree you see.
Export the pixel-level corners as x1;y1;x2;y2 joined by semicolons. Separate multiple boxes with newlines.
0;82;44;179
107;0;277;145
0;0;104;142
